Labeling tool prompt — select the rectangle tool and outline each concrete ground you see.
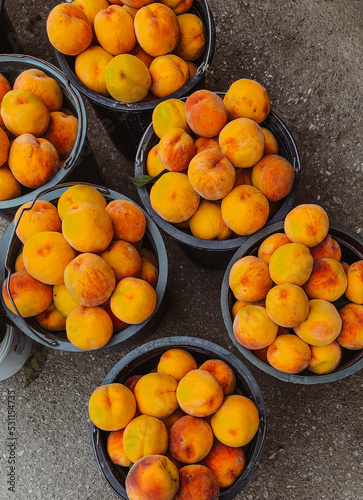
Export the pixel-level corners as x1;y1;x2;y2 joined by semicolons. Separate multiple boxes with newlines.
0;0;362;499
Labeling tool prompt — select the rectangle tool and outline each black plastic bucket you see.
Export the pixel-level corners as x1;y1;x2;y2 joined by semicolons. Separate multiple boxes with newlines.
0;54;104;221
0;182;168;351
0;1;23;53
135;96;301;268
55;0;216;159
90;336;267;500
221;221;363;384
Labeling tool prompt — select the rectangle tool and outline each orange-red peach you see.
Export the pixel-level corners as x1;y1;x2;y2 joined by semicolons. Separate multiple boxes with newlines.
94;5;136;55
223;78;270;123
15;200;61;244
134;372;178;418
175;13;206;61
129;43;154;67
43;111;78;160
2;271;52;317
106;199;146;243
161;0;193;15
110;277;157;324
149;54;188;98
269;242;313;286
200;440;246;488
307;341;342;374
262;127;278;154
337;303;363;350
294;299;342;346
233;167;252;187
13;69;63;112
229;255;272;302
158;127;195;172
233;305;278;349
303;258;347;302
66;305;113;350
199;359;236;396
139;257;158;288
0;73;11;102
0;166;21;201
251;154;295;201
267;333;311;374
157;348;197;381
0;128;9;166
345;260;363;304
284;204;329;247
169;415;214;463
257;232;291;264
266;283;309;328
107;429;131;467
34;301;66;331
194;136;221;154
310;234;342;261
185;90;228;138
174;464;219;500
101;239;142;280
231;299;265;317
73;0;110;27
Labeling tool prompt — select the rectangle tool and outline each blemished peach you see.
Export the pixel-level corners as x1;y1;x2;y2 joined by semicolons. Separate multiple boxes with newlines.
223;78;270;123
72;0;110;28
185;90;228;138
62;200;113;252
107;429;131;467
211;394;259;447
175;13;206;61
152;98;190;139
15;200;61;244
187;149;235;200
110;277;157;324
149;55;189;98
1;89;50;137
158;127;195;172
125;455;179;500
134;3;180;57
229;255;272;302
157;348;197;381
13;69;63;112
101;239;142;281
233;305;278;349
139;247;158;269
200;440;246;488
134;372;178;418
106;199;146;242
219;117;265;169
251;154;295;201
88;383;136;431
231;299;265;318
199;359;236;396
75;45;113;97
174;464;219;500
269;242;313;286
53;283;81;317
189;200;232;240
105;54;151;103
129;43;154;67
345;260;363;304
294;299;342;346
146;144;165;177
284;204;329;247
123;414;168;462
233;167;252;187
43;111;78;160
14;252;25;272
46;3;93;56
8;134;59;188
57;184;107;220
266;283;309;328
337;303;363;350
161;0;193;15
162;408;185;431
221;185;269;235
176;369;224;417
0;73;11;102
310;234;342;261
267;333;311;374
139;257;159;288
23;231;77;285
0;166;21;200
303;258;347;302
262;127;278;154
169;415;214;463
150;171;200;223
307;341;342;374
257;232;291;264
34;301;66;331
64;252;116;307
0;126;10;166
2;271;53;317
94;5;136;55
194;137;221;154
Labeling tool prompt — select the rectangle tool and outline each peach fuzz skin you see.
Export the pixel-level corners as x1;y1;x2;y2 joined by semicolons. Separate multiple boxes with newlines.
267;334;311;374
174;465;219;500
123;415;169;463
337;303;363;350
223;78;270;123
14;200;61;244
251;154;295;202
200;440;246;488
266;283;309;328
169;416;214;463
293;299;342;346
134;372;178;419
157;348;197;381
110;277;157;325
233;305;278;350
284;204;329;248
75;46;113;97
303;258;347;302
229;255;272;302
307;341;342;374
13;68;63;112
185;90;228;138
66;305;113;350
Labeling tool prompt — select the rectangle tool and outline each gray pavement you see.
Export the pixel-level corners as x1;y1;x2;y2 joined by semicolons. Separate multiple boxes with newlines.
0;0;362;499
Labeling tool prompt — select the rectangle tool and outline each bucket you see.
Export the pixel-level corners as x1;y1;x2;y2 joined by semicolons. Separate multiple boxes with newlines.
55;0;216;159
90;336;267;500
0;323;33;381
0;1;23;53
0;54;104;221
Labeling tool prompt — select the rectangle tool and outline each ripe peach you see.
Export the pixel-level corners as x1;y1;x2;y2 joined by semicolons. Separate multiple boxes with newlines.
149;55;189;98
0;73;11;102
233;167;252;187
231;299;265;317
189;200;232;240
185;90;228;138
169;415;214;463
146;144;165;177
124;375;143;394
75;45;113;97
139;246;158;269
107;429;131;467
223;78;270;123
162;408;185;432
229;255;272;302
105;54;151;103
267;333;311;373
152;98;190;139
266;283;309;328
14;252;25;272
200;440;246;488
161;0;193;15
72;0;110;28
303;258;347;302
345;260;363;304
269;242;313;286
310;234;342;261
233;305;278;349
14;200;61;244
257;232;291;264
262;127;278;154
307;341;342;374
88;383;136;431
102;302;129;333
174;464;219;500
122;0;154;8
13;69;63;112
34;301;66;331
186;61;197;79
0;126;10;166
129;43;154;68
106;199;146;242
53;283;81;317
199;359;236;396
94;5;136;55
157;348;197;381
158;127;195;172
123;414;168;463
294;299;342;346
284;204;329;247
194;137;221;154
211;394;259;447
175;13;206;61
0;165;21;201
341;261;350;274
101;240;142;280
66;305;113;350
43;111;78;160
337;303;363;350
110;276;157;324
139;257;158;288
251;154;295;201
134;372;178;418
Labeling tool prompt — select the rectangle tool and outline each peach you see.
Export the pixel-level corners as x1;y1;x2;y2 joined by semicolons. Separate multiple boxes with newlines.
186;61;197;79
1;89;50;137
88;383;136;431
106;199;146;242
199;359;236;396
262;127;278;154
189;200;232;240
149;55;189;98
2;271;52;317
75;45;113;97
124;375;143;394
0;127;10;166
122;0;154;8
294;299;342;346
266;283;309;328
233;167;252;187
125;455;179;500
123;414;168;462
187;149;235;200
337;303;363;350
34;301;66;331
254;326;290;363
146;144;165;177
72;0;110;28
129;43;155;68
110;277;156;324
231;299;265;317
162;408;185;431
94;5;136;55
134;3;180;57
341;261;350;274
211;394;259;447
150;172;200;223
57;184;107;220
53;283;81;317
8;134;59;188
269;242;313;286
251;154;295;201
229;255;272;302
152;98;190;139
0;73;11;102
200;440;246;488
174;465;219;500
307;341;342;374
139;246;158;269
23;231;77;285
345;260;363;304
176;369;224;417
284;204;329;247
64;252;116;307
158;127;195;172
221;185;269;235
13;69;63;112
43;111;78;160
107;429;131;467
157;348;197;381
102;302;129;333
46;3;93;56
303;258;347;302
223;78;270;123
139;257;159;288
0;166;21;200
267;333;311;373
134;372;178;418
309;234;342;261
161;0;193;15
15;252;26;273
194;137;221;155
257;232;291;264
101;239;142;280
14;200;61;244
175;13;206;61
185;90;228;138
233;305;278;349
169;415;214;463
105;54;151;103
